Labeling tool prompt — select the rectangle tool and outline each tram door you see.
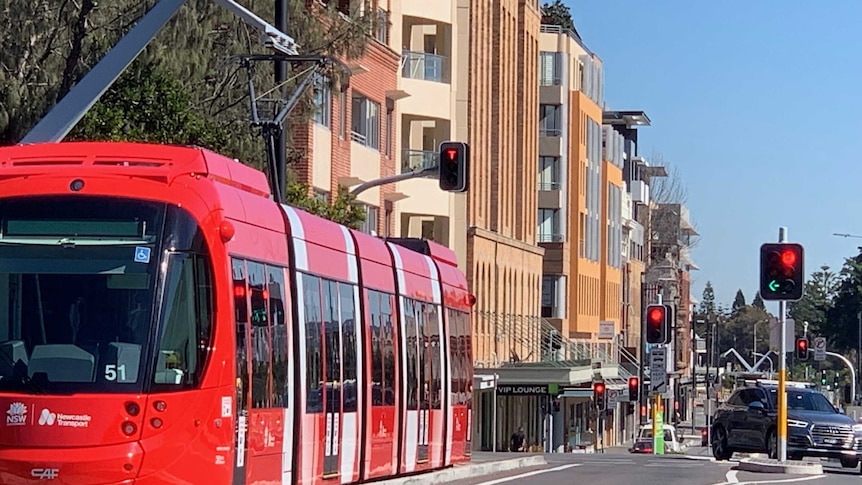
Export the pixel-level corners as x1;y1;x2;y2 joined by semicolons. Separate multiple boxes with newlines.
321;280;342;479
232;260;251;485
401;299;430;473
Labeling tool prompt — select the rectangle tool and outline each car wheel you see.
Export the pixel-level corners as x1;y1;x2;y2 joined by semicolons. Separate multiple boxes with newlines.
766;430;777;460
840;457;859;468
712;427;732;461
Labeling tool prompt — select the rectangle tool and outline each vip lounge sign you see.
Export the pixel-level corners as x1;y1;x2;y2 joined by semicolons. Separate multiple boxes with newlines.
496;384;560;396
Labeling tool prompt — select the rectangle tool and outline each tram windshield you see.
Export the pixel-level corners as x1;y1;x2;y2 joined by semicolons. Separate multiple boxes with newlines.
0;196;213;394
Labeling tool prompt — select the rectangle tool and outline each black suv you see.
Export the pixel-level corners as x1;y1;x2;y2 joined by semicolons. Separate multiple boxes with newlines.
711;383;862;468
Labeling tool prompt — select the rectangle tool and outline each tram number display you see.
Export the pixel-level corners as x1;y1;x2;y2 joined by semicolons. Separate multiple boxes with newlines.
105;364;128;382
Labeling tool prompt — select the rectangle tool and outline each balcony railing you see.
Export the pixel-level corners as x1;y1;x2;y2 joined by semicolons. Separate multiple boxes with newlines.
539;128;562;137
401;51;450;83
538;182;562;191
401;149;438;173
538;233;564;243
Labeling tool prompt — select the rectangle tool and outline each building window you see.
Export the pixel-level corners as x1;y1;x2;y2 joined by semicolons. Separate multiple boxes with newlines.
375;8;389;44
312;74;331;128
541;275;565;319
539;52;562;86
539;104;562;137
538;156;561;190
339;90;347;139
385;106;394;157
351;94;380;150
537;209;561;242
358;204;379;235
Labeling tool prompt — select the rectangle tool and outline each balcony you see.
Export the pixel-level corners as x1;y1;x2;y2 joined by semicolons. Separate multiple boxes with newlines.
402;3;451;24
538;233;564;243
401;149;438;173
538;182;563;209
402;51;450;83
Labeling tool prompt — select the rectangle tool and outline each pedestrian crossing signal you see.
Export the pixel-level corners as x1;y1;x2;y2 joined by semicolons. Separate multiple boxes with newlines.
438;141;469;193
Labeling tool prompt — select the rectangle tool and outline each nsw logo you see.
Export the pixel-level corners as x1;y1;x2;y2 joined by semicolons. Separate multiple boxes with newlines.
38;409;56;426
6;402;27;426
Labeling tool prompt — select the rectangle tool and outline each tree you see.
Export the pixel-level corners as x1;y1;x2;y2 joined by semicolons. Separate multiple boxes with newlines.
284;183;365;229
2;0;375;225
732;289;746;316
752;292;765;310
788;265;838;337
67;60;227;148
824;253;862;353
541;1;575;31
647;150;688;205
700;281;716;316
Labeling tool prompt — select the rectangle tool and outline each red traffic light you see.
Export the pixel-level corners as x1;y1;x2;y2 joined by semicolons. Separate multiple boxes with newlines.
629;377;638;387
781;249;797;267
648;307;664;324
796;337;809;360
444;148;458;162
594;382;605;394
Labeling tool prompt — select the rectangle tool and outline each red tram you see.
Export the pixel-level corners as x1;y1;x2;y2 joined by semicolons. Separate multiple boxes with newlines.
0;142;473;484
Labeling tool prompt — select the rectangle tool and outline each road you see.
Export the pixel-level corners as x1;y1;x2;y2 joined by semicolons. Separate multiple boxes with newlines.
452;453;862;485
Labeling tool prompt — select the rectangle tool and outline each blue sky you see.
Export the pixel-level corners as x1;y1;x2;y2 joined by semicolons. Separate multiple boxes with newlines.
567;1;862;308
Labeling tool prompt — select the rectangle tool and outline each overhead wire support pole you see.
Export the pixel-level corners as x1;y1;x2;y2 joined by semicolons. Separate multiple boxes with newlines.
237;54;346;204
778;226;788;462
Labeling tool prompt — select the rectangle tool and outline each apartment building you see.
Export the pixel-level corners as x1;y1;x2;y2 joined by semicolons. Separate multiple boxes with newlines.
465;0;546;452
390;1;468;257
536;25;622;350
290;1;466;244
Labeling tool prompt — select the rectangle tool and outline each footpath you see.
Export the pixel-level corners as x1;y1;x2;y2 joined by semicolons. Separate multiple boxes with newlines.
373;453;547;485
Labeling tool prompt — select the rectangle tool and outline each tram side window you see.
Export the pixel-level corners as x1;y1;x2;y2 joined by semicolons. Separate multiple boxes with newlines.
339;283;358;413
322;280;342;413
232;259;250;411
426;304;442;409
302;274;323;413
268;267;288;408
368;290;396;406
462;312;473;404
368;291;383;406
415;300;427;409
447;309;462;405
404;298;418;411
380;292;396;406
248;262;272;409
152;252;214;389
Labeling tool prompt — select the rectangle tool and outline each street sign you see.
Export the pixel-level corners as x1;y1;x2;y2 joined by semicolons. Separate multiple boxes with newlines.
813;337;826;361
649;348;668;394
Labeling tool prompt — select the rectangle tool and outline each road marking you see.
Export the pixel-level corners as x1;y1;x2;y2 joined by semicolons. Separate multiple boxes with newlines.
712;470;825;485
736;477;824;485
725;470;739;484
473;464;581;485
644;462;700;467
580;459;635;465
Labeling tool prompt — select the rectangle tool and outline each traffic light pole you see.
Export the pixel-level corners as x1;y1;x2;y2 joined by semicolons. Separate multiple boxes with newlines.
777;226;788;462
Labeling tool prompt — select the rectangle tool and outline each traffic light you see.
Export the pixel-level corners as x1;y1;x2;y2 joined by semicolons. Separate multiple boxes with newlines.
821;369;827;386
645;304;672;344
628;377;639;402
795;337;809;360
438;141;469;192
759;243;804;301
593;381;607;410
834;372;840;389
